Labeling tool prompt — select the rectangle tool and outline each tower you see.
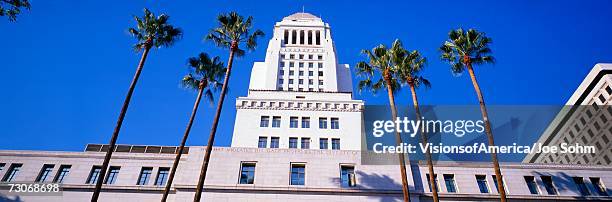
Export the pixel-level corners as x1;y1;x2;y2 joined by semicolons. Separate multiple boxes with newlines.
231;12;364;150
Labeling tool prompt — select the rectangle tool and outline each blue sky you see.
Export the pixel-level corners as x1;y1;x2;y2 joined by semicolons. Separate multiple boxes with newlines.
1;0;611;151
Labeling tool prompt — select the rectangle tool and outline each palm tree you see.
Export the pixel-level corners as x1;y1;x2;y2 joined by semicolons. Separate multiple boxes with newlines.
439;28;506;201
0;0;30;22
356;42;411;202
193;12;263;202
91;8;182;202
393;40;438;202
160;53;225;202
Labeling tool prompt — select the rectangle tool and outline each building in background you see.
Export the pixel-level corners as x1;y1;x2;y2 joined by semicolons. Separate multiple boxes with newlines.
0;13;611;202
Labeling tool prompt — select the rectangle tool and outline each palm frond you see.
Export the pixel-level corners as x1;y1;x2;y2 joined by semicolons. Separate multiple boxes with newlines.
128;8;182;51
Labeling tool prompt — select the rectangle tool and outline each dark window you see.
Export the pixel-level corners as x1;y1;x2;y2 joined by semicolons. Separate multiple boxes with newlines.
154;168;170;186
444;174;457;193
426;174;438;192
0;163;4;173
318;62;323;68
299;30;305;44
315;30;321;45
308;71;313;76
279;79;284;84
36;164;54;182
290;54;295;59
302;117;310;128
340;165;356;187
301;138;310;149
272;116;281;128
137;167;153;185
299;54;304;59
573;177;590;195
290;117;299;128
476;175;489;193
283;30;289;44
331;138;340;150
289;137;298;148
319;138;328;149
258;136;267;148
291;30;297;44
104;166;120;184
331;118;339;129
606;86;612;95
86;166;102;184
541;176;557;195
307;30;313;45
524;176;539;194
289;79;294;84
290;164;305;185
599;94;606;103
319;118;328;129
260;116;269;127
299;63;304;68
591;177;608;196
239;163;256;184
2;164;22;182
53;165;71;183
270;137;280;148
492;175;507;194
318;71;324;76
308;63;314;68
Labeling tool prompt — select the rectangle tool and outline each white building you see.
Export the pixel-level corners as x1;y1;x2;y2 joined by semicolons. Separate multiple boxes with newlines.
231;12;364;150
0;13;611;202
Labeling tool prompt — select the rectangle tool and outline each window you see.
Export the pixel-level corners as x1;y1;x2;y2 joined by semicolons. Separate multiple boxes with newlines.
320;138;328;149
298;79;303;84
280;70;285;75
299;30;304;44
154;168;170;186
524;176;539;194
283;30;289;44
289;79;294;84
302;117;310;128
606;86;612;95
299;54;304;59
36;164;55;182
541;176;557;195
290;117;299;128
492;175;507;194
270;137;280;148
0;163;4;172
281;54;285;59
137;167;153;185
289;62;295;68
258;137;267;148
318;55;323;60
272;116;281;128
290;54;295;59
308;54;313;59
299;62;304;68
444;174;457;193
260;116;269;127
331;138;340;150
279;79;284;84
308;63;314;68
301;138;310;149
307;30;313;45
315;31;321;45
2;164;22;182
291;30;297;44
475;175;489;193
318;71;323;76
309;79;313;85
318;62;323;68
590;177;608;196
53;165;71;183
86;166;102;184
104;166;120;184
426;174;439;192
308;71;313;76
289;137;298;148
340;165;356;187
280;62;285;68
331;118;339;129
319;80;324;85
290;164;305;185
319;118;328;129
239;163;256;184
573;177;590;195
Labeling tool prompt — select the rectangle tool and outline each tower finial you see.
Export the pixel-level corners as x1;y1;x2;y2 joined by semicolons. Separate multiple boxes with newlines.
302;5;305;13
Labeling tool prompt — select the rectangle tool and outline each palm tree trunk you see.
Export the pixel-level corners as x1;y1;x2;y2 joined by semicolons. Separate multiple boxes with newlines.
466;63;507;202
91;43;152;202
408;82;439;202
193;43;237;202
384;78;411;202
161;84;205;202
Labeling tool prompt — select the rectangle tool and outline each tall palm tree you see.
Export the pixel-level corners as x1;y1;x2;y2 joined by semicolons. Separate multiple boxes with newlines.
439;28;506;201
0;0;30;22
193;12;263;202
392;40;438;202
91;8;182;202
160;53;225;202
356;42;411;202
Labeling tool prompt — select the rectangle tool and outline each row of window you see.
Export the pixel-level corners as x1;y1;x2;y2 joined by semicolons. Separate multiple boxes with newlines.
280;61;324;69
280;53;324;60
258;137;340;150
239;162;356;187
427;174;608;196
260;116;339;129
0;163;169;186
282;29;322;45
279;78;323;85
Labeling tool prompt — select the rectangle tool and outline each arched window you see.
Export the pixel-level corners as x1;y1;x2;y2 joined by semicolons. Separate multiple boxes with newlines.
315;30;321;45
291;30;297;44
284;30;289;45
308;30;313;45
299;30;305;45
